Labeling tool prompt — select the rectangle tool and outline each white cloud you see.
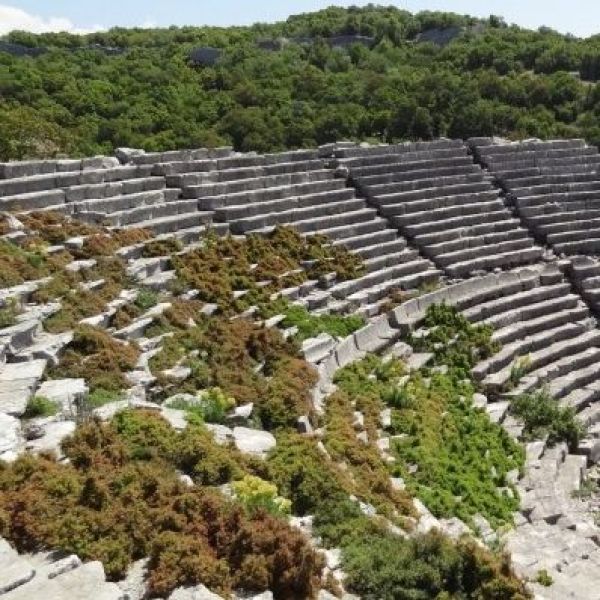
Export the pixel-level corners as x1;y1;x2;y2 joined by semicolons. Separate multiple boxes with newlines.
0;4;104;35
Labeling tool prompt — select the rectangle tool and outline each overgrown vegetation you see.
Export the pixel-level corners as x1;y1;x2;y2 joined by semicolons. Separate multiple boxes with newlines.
166;388;236;425
172;227;363;317
281;304;365;342
49;325;140;392
511;389;583;450
312;496;530;600
22;395;59;418
3;6;600;160
410;303;500;379
0;411;323;597
147;301;317;430
333;352;523;528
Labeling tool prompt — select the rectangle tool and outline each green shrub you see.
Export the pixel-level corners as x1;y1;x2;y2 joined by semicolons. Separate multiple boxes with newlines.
509;355;532;388
0;415;323;597
536;569;553;587
134;288;159;311
410;303;499;379
341;531;530;600
85;388;123;409
0;298;21;328
281;304;365;341
232;475;291;516
167;388;235;424
511;389;583;450
23;395;59;418
267;433;350;515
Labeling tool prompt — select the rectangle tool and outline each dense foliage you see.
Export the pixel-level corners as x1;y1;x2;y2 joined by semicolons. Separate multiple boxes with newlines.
171;227;364;317
2;6;600;159
313;497;530;600
0;411;323;597
334;303;524;528
511;389;583;450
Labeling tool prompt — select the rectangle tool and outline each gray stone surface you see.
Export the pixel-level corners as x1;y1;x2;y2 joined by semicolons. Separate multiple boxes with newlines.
0;412;21;458
169;585;224;600
232;427;276;458
36;378;87;416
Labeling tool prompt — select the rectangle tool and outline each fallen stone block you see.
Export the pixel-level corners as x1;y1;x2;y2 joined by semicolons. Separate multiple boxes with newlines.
232;427;276;458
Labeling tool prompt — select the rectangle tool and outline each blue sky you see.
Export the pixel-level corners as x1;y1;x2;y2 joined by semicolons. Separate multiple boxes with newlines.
1;1;599;37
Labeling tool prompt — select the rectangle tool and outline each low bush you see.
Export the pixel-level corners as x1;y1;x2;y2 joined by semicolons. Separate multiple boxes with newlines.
149;308;317;430
511;389;583;450
334;354;523;528
411;303;499;379
141;237;183;258
49;325;140;392
0;413;323;597
23;395;59;418
167;388;236;425
171;227;364;316
267;433;351;515
281;304;365;341
312;496;530;599
134;288;159;311
232;475;291;517
0;298;21;328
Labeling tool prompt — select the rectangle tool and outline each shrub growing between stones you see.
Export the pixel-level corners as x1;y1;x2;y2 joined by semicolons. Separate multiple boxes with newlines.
0;413;323;597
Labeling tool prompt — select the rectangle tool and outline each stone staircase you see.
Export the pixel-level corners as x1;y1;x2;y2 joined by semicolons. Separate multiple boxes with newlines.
0;538;124;599
471;138;600;256
335;140;544;278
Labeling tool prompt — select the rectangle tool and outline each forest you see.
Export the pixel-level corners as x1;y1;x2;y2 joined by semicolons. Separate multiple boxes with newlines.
1;5;600;159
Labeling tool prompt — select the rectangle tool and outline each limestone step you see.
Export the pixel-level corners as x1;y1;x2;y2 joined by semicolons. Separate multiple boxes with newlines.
102;199;200;227
352;163;484;194
485;330;600;390
371;180;492;206
515;189;600;209
529;210;600;231
347;269;441;306
229;198;368;234
390;199;507;228
421;229;530;258
473;322;586;381
378;189;500;216
413;218;522;246
491;305;590;346
117;211;213;234
71;189;180;217
331;228;398;252
443;248;543;277
547;361;600;400
554;238;600;255
189;178;343;206
548;226;600;245
473;290;582;329
334;139;464;159
402;209;512;237
347;154;473;178
353;238;407;260
330;258;435;299
0;189;66;211
170;169;330;196
64;176;166;202
310;217;391;242
214;187;356;222
363;248;421;272
283;207;379;235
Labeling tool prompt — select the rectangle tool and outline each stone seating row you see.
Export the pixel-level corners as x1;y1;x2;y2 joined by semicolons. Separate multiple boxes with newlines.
471;138;600;257
336;141;543;277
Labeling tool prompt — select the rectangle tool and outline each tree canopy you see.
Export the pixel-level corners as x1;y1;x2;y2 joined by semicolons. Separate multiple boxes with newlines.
1;5;600;159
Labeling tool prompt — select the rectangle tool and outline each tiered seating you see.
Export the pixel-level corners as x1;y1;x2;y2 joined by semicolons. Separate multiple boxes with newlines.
0;156;217;238
568;255;600;316
335;140;543;277
471;138;600;256
160;149;441;316
465;265;600;451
